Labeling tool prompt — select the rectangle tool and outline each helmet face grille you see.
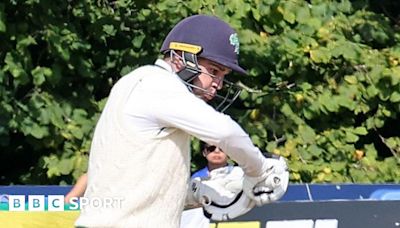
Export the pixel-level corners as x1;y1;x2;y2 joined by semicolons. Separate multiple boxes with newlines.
214;80;243;112
170;50;243;112
160;15;247;75
210;79;243;112
184;78;243;113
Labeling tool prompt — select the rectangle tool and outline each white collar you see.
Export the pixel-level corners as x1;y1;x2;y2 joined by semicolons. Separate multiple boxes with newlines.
154;59;174;73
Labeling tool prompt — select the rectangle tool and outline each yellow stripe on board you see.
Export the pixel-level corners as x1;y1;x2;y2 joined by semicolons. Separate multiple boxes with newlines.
0;211;80;228
0;211;260;228
210;221;260;228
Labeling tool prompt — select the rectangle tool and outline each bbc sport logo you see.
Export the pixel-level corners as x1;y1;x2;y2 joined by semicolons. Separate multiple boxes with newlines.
4;195;124;211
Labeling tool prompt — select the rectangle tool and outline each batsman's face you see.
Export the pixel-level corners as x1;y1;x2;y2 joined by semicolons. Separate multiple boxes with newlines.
192;59;231;101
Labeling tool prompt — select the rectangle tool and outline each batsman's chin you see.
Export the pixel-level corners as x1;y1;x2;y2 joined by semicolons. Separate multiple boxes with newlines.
203;94;215;101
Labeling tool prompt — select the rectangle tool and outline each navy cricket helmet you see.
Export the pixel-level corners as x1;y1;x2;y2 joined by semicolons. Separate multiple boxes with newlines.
160;14;247;75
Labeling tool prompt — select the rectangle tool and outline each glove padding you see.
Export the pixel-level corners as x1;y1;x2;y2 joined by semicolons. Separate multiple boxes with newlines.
186;166;255;221
243;153;289;206
203;189;255;221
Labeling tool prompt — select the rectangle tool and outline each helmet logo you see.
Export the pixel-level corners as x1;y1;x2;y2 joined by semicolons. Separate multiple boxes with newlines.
229;33;240;54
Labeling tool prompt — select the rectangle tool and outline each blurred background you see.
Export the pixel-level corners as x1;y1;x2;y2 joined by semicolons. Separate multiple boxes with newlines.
0;0;399;187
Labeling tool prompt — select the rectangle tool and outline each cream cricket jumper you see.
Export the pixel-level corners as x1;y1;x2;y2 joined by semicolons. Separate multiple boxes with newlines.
75;59;268;227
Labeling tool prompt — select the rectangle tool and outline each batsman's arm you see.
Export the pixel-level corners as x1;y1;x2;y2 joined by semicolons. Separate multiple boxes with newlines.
154;93;267;177
154;94;289;206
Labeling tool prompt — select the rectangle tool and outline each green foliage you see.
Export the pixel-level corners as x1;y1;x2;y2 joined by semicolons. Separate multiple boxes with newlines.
0;0;160;184
226;0;400;183
0;0;399;184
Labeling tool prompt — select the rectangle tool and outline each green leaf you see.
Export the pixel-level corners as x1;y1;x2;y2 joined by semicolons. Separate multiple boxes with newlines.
30;123;49;139
266;141;278;153
305;18;322;29
320;92;338;112
58;159;74;175
31;66;52;86
298;147;312;160
280;7;295;24
344;75;357;84
300;82;312;90
47;166;61;178
0;3;5;32
103;24;116;36
38;108;50;124
386;137;399;149
337;95;355;110
390;91;400;103
0;18;6;32
16;35;37;53
341;43;359;60
366;85;379;98
132;34;145;48
72;109;88;123
49;105;65;129
353;127;368;135
365;144;378;159
309;144;323;157
295;6;311;24
337;0;352;13
252;8;261;21
251;134;262;147
381;107;391;117
330;162;346;171
391;67;400;85
345;131;359;143
299;125;316;144
310;48;331;63
374;117;385;128
303;108;314;120
311;3;329;18
4;52;29;84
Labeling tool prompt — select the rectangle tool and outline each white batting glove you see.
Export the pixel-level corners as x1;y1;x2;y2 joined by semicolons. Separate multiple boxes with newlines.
203;190;255;221
243;153;289;206
186;176;236;208
185;166;256;221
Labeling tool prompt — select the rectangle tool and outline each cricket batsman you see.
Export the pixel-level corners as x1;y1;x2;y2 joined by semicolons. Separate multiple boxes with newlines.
75;14;289;227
